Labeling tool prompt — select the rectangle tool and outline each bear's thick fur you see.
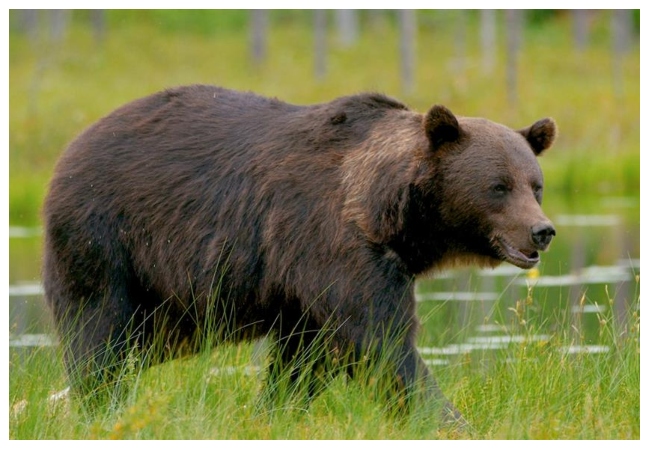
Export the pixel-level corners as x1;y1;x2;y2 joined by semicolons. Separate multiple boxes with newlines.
43;85;556;424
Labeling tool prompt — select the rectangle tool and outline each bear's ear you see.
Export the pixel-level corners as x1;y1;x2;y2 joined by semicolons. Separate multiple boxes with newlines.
518;118;557;156
423;105;461;150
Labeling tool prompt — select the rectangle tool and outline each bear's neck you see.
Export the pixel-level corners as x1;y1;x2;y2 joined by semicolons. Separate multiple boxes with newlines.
385;186;448;275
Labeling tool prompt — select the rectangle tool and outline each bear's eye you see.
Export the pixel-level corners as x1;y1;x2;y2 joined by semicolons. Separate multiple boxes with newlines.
491;183;509;195
533;184;543;204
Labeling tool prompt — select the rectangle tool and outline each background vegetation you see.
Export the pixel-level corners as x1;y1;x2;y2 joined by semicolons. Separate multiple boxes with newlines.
9;9;640;440
9;9;640;226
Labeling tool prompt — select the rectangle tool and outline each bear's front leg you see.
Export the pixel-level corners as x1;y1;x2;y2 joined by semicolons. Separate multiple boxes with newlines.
392;343;469;428
327;267;469;430
257;309;342;413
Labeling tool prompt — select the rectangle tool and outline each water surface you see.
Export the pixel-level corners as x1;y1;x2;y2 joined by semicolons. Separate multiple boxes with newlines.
9;194;640;362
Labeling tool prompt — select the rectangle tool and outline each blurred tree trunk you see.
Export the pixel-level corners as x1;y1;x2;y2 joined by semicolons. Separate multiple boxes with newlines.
336;10;358;47
612;9;633;53
399;10;416;95
90;10;106;44
572;9;590;52
19;10;40;42
454;10;468;86
505;9;523;105
611;9;633;98
314;10;327;80
250;10;268;66
480;9;496;74
49;9;70;42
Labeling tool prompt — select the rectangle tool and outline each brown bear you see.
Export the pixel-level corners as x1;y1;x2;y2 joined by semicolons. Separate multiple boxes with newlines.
42;85;556;425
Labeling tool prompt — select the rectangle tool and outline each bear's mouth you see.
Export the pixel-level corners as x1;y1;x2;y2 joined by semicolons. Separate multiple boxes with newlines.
494;237;540;269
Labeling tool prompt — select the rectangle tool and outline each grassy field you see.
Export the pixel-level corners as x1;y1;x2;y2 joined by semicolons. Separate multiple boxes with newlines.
9;10;640;440
9;286;640;439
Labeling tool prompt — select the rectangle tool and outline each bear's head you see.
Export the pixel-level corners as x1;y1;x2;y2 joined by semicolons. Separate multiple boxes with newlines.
422;105;557;271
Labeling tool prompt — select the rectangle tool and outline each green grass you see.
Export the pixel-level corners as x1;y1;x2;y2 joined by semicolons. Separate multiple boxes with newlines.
9;288;639;439
8;10;640;225
452;288;640;439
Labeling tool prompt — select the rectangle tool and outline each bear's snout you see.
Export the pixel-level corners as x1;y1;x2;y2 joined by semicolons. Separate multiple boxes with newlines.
531;222;556;250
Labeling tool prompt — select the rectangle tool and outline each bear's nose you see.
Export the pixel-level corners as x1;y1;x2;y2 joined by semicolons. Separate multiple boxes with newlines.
531;222;556;249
